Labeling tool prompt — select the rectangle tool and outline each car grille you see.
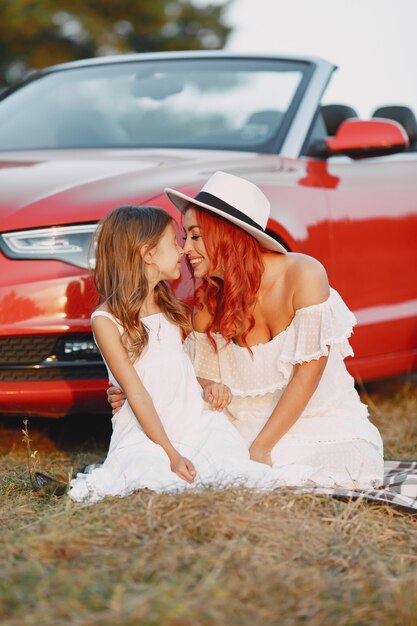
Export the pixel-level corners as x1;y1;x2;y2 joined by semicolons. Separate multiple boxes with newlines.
0;335;58;365
0;334;107;381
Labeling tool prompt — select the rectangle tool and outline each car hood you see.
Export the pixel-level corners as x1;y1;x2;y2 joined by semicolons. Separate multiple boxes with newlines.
0;149;283;231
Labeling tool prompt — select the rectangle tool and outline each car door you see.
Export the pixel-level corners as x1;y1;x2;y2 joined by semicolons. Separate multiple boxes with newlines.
324;153;417;379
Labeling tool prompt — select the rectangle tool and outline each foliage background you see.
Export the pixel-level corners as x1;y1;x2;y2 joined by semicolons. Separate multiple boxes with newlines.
0;0;231;88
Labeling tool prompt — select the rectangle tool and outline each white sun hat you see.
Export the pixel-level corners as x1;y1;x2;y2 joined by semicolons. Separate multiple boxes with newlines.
164;171;286;254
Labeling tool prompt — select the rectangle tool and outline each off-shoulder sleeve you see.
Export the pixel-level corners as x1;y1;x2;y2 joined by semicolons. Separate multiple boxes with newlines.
184;289;356;397
279;288;356;364
183;332;222;382
202;288;357;398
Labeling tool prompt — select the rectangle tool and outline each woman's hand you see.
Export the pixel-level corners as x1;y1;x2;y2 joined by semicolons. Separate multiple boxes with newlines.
169;452;196;483
107;385;126;415
203;382;232;411
249;443;272;467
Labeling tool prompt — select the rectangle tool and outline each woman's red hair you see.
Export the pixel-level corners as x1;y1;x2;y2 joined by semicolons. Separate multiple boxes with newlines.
193;208;264;353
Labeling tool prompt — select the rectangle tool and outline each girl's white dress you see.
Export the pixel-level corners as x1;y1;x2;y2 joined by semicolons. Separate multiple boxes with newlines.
184;288;384;490
70;311;318;503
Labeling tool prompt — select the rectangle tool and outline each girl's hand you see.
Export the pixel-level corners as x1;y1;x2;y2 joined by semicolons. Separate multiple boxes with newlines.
203;382;232;411
170;453;196;483
249;443;272;467
107;385;126;415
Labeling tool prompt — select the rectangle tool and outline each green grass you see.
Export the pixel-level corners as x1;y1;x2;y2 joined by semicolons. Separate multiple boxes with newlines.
0;379;416;626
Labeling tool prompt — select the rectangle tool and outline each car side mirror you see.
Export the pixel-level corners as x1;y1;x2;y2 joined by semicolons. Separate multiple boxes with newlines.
309;118;409;159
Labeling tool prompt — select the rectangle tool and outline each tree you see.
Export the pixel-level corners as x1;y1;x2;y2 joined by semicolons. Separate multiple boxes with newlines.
0;0;232;88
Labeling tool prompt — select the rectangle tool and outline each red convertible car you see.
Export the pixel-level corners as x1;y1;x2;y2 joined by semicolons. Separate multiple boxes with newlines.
0;52;416;417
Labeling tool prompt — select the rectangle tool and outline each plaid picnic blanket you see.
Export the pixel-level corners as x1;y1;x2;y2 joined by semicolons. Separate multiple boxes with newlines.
296;460;417;514
79;459;417;513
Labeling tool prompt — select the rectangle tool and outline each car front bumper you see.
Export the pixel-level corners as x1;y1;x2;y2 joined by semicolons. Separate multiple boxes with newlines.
0;378;109;418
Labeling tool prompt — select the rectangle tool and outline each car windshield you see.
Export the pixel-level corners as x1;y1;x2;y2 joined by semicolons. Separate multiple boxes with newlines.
0;58;309;153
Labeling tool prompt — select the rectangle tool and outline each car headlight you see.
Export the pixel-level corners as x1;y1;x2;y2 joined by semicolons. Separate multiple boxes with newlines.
0;224;97;269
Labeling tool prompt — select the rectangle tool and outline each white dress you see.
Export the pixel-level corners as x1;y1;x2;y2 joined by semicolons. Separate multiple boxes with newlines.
70;311;320;504
184;288;384;489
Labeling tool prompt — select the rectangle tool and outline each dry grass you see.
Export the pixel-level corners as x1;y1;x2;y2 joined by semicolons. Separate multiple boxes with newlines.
0;379;416;626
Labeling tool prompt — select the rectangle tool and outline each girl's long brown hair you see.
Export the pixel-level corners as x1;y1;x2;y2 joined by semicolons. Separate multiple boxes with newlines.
193;207;265;353
94;205;190;359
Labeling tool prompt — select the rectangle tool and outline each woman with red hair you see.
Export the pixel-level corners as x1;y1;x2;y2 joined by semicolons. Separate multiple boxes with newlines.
110;172;384;489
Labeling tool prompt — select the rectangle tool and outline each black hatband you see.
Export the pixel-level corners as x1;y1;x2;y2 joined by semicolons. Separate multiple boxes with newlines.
194;191;264;233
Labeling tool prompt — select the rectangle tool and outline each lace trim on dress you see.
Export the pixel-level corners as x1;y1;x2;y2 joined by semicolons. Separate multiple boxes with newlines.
184;288;357;397
278;288;356;364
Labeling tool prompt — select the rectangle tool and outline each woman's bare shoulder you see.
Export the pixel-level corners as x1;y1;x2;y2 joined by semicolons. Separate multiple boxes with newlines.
287;253;329;308
285;252;327;275
266;252;329;308
265;251;326;280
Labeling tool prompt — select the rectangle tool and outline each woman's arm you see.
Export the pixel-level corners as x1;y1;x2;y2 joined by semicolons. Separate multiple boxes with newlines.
197;377;232;411
249;255;330;465
93;316;195;482
249;357;327;464
191;304;233;411
107;385;125;413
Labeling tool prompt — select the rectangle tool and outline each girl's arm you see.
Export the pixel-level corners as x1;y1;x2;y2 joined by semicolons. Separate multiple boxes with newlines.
249;256;330;465
93;316;195;482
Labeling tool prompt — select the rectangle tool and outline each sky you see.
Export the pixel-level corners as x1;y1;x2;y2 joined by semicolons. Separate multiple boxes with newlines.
200;0;417;119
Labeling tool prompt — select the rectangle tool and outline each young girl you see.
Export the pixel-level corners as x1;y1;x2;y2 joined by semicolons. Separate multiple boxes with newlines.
69;206;314;503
